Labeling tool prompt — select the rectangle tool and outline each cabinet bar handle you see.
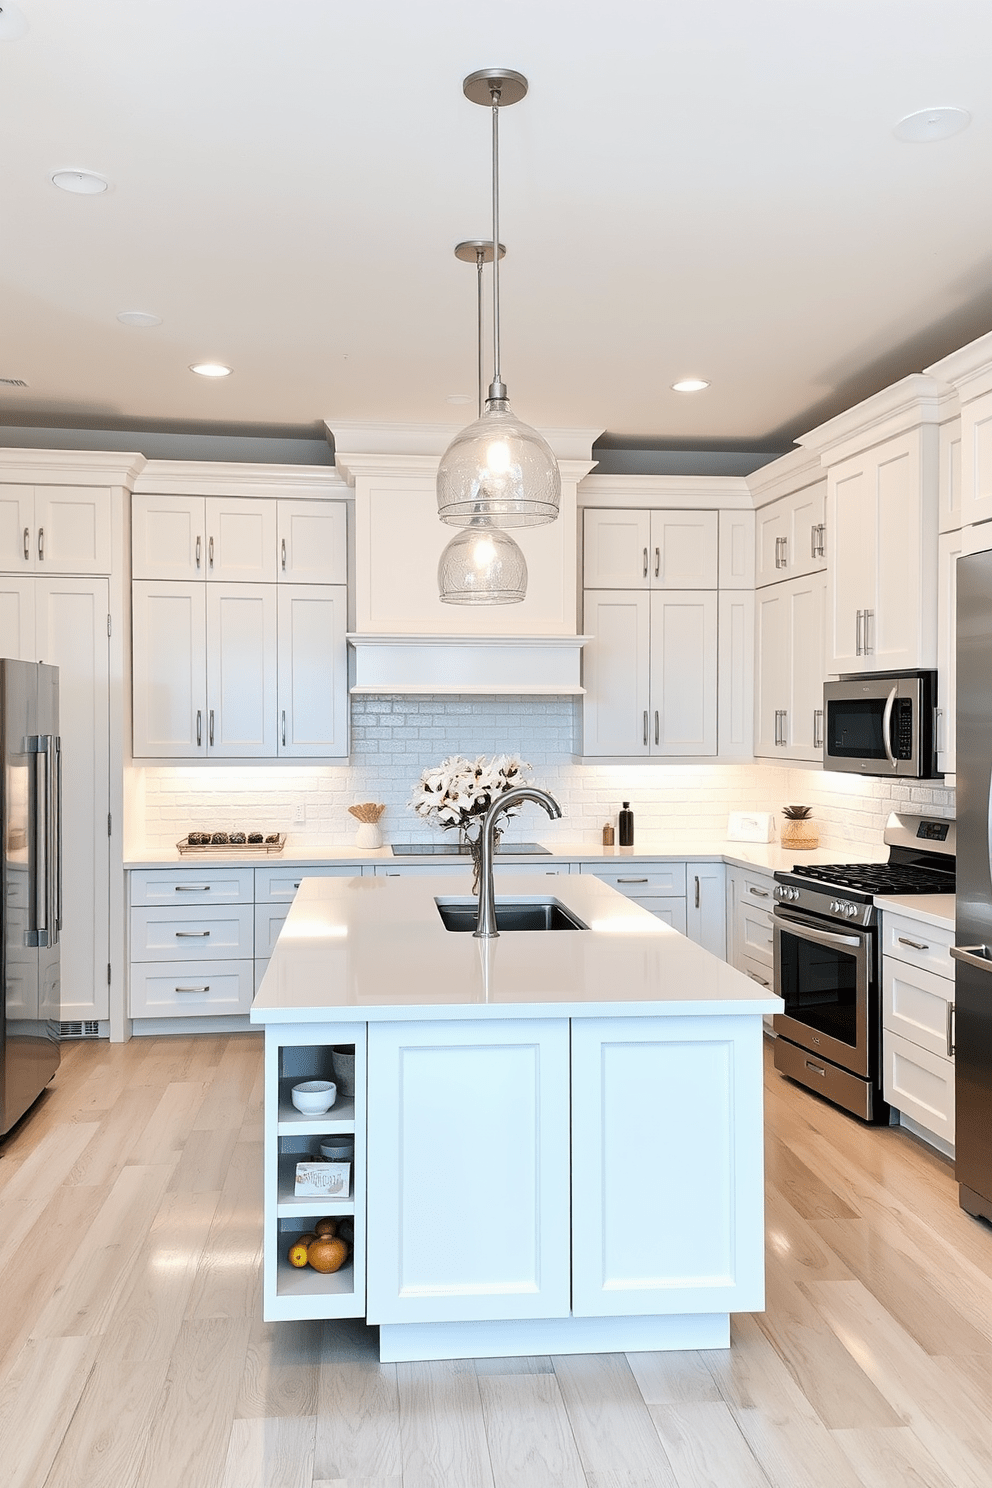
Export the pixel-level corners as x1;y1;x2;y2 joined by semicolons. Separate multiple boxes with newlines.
176;929;210;937
747;970;770;987
694;875;700;908
856;609;863;656
209;535;214;568
654;709;659;745
775;536;788;569
643;709;649;746
196;535;202;570
196;709;202;747
813;708;824;750
293;881;301;888
281;710;286;746
749;886;770;897
642;546;648;579
281;537;287;571
654;546;660;579
865;608;874;655
23;526;29;561
175;884;210;892
946;1001;956;1058
209;709;215;746
37;527;44;560
897;935;930;951
805;1059;827;1078
618;877;649;883
175;985;210;993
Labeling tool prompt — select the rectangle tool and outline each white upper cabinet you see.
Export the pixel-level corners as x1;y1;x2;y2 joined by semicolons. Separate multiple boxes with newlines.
277;585;348;756
755;573;826;762
583;510;718;589
649;591;718;755
206;584;278;756
132;581;207;758
581;591;652;756
754;480;826;587
927;331;992;531
0;484;112;575
277;500;347;584
133;493;345;583
938;411;963;534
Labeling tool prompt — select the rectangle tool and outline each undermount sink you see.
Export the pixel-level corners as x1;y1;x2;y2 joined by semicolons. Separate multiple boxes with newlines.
435;898;588;933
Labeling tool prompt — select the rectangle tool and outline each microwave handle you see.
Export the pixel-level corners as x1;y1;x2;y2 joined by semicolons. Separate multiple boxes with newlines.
881;686;898;768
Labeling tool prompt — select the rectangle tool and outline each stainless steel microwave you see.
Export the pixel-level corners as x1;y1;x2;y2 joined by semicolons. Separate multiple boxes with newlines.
822;670;940;778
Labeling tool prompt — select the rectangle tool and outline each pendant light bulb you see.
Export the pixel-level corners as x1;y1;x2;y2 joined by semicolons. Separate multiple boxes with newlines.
438;517;528;605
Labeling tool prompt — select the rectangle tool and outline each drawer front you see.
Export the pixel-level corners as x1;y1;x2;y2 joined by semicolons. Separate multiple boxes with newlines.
255;904;290;960
129;959;254;1018
740;955;775;993
738;872;775;910
736;902;774;964
130;905;255;960
374;864;473;878
583;864;687;897
882;914;954;978
255;864;363;900
883;958;955;1060
130;868;254;905
883;1031;955;1146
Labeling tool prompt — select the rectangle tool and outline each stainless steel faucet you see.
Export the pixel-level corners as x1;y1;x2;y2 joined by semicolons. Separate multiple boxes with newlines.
475;785;562;938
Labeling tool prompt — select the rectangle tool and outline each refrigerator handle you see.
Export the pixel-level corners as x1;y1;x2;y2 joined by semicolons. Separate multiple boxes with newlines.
950;945;992;972
31;737;49;945
52;737;62;943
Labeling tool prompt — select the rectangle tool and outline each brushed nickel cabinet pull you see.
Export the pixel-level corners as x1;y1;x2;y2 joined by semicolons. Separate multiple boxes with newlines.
209;535;214;568
946;1001;956;1058
805;1059;827;1078
209;709;215;746
23;526;29;561
642;546;648;579
281;537;287;571
176;929;210;937
813;708;824;750
747;970;770;987
897;935;930;951
856;609;864;656
281;710;287;746
654;546;660;579
175;985;210;993
175;884;210;892
38;527;44;560
865;608;874;655
694;875;700;908
643;709;648;746
196;709;202;747
654;709;659;746
196;535;202;569
618;877;649;884
749;886;770;898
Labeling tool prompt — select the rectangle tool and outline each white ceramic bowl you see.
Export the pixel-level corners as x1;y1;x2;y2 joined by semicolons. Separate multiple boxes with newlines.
291;1079;336;1114
319;1136;355;1161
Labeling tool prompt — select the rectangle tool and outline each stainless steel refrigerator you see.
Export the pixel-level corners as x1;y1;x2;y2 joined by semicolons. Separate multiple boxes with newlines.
953;551;992;1223
0;659;61;1137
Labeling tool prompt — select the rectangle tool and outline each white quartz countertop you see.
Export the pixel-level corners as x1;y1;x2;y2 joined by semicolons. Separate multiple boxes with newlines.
250;872;781;1025
125;835;884;875
874;893;955;930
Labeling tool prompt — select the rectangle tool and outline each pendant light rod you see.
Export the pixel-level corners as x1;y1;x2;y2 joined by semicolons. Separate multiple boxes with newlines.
453;239;506;416
463;69;527;404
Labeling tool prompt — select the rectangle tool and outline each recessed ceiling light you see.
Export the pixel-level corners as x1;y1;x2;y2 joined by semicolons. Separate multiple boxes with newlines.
189;363;232;378
117;310;162;328
52;169;109;194
893;107;971;143
0;4;28;40
445;394;473;406
671;378;710;393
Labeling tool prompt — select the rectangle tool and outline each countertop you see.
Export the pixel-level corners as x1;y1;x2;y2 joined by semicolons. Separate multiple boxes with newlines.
249;872;781;1025
874;893;955;931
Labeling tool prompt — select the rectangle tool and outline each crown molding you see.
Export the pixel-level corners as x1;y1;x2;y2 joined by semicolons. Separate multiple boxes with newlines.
132;460;350;498
0;447;146;486
796;374;943;465
327;419;602;464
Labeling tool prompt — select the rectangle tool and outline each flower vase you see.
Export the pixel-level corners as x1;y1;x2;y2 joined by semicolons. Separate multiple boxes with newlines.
780;818;819;850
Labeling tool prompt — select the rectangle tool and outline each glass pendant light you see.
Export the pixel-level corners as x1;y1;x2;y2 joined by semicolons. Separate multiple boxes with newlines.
436;68;561;529
439;240;529;604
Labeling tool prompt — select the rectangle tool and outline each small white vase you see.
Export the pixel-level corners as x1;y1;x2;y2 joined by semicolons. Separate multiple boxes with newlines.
355;822;382;849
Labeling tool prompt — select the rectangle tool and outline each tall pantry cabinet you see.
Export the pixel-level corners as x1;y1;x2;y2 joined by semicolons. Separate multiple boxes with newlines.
0;452;134;1032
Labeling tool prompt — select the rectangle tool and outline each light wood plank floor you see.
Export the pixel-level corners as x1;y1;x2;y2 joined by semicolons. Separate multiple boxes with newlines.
1;1032;990;1488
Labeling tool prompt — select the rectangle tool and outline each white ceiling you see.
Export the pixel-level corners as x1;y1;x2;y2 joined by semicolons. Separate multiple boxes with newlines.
3;0;992;451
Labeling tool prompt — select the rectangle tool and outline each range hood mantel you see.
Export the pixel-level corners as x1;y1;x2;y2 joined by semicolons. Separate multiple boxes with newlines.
348;632;589;695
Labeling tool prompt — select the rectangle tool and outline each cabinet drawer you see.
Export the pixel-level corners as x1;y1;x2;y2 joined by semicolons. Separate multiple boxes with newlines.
740;956;775;992
883;958;955;1060
583;864;687;897
882;913;954;978
130;904;254;960
736;902;774;964
255;864;362;901
629;896;687;933
883;1031;955;1147
129;959;254;1017
130;868;254;904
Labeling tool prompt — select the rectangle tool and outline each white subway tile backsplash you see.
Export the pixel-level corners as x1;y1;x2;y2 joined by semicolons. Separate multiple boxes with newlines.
131;694;955;852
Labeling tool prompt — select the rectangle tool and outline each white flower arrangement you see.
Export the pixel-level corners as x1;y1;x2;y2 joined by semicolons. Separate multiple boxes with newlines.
409;754;532;837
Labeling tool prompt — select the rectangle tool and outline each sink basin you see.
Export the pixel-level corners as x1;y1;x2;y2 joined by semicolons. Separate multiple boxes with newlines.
435;898;587;933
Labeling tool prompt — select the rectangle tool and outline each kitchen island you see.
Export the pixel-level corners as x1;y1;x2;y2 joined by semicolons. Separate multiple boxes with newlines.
251;871;779;1362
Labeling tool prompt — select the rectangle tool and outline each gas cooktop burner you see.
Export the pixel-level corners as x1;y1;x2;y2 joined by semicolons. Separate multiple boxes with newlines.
788;862;954;894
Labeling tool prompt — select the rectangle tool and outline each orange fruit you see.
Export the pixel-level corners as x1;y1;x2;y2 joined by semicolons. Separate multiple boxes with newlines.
314;1217;338;1239
298;1232;317;1249
307;1236;348;1273
287;1242;309;1268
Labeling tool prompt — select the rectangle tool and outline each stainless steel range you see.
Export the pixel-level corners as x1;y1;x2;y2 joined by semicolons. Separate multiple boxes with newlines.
772;813;955;1122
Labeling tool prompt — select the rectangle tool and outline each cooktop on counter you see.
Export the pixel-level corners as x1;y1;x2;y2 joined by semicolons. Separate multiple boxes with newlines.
391;841;551;856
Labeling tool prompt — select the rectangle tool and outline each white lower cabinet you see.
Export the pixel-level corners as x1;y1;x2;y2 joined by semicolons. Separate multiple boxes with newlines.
581;862;687;932
366;1018;572;1325
685;861;727;959
726;867;777;1027
881;910;955;1151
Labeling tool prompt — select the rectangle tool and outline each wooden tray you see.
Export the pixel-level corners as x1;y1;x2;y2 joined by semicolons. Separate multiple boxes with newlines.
177;832;286;855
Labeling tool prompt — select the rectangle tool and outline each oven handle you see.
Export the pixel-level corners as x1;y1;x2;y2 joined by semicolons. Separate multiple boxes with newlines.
950;944;992;973
881;685;898;768
774;909;864;950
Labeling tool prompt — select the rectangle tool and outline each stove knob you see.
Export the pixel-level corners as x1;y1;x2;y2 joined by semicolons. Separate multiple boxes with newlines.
846;903;858;918
792;887;801;901
830;900;839;913
775;886;785;898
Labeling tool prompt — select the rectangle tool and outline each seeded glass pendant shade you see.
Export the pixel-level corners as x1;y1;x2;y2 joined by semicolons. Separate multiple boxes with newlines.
437;67;560;532
437;398;561;527
438;517;527;605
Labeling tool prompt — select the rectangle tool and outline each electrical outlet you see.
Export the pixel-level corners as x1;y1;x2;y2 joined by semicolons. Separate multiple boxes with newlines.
294;803;306;824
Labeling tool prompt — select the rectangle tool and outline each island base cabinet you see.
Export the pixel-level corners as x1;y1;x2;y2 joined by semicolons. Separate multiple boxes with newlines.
365;1019;572;1326
570;1016;766;1317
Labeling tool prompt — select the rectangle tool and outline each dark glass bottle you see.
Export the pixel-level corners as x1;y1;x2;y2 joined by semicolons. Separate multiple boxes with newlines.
618;801;634;847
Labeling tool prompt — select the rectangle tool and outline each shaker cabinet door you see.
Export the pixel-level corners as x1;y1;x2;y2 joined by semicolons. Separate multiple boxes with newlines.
132;581;207;757
277;584;347;756
206;583;278;757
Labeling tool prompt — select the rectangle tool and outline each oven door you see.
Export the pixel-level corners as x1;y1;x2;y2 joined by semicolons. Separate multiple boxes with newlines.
773;908;873;1077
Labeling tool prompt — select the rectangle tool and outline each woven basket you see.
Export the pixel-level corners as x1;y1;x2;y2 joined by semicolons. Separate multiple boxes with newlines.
780;819;819;850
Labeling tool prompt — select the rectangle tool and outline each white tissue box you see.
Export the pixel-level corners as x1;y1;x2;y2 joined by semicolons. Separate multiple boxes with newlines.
727;811;776;843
